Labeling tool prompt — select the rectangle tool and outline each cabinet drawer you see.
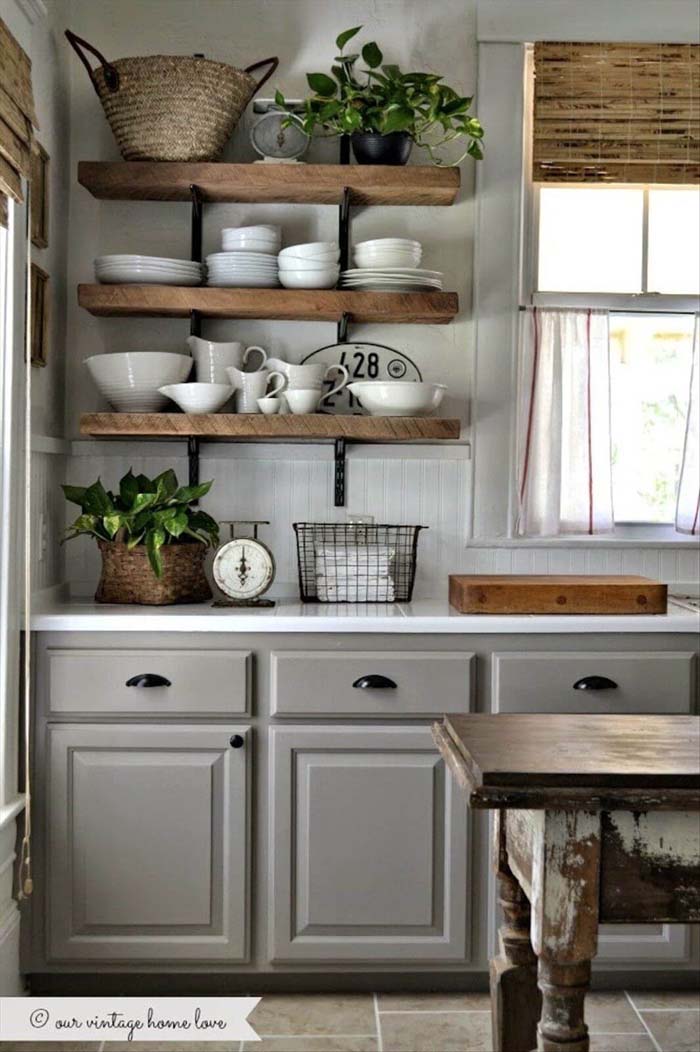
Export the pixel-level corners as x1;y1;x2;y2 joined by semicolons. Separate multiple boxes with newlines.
271;651;473;717
493;651;696;714
48;648;250;715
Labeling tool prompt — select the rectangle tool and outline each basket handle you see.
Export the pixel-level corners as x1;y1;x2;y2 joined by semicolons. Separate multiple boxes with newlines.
244;56;279;94
65;29;120;93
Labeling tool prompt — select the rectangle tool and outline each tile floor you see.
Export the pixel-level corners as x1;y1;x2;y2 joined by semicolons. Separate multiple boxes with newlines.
1;990;698;1052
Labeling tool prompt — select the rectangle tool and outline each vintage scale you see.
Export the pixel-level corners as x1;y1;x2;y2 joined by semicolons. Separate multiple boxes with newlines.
212;521;276;608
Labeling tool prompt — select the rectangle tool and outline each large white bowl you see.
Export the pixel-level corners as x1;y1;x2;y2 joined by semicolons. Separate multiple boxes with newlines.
279;242;339;260
85;352;192;412
355;238;422;250
347;381;447;417
158;382;234;414
221;239;279;255
279;268;339;289
222;225;281;240
278;257;340;272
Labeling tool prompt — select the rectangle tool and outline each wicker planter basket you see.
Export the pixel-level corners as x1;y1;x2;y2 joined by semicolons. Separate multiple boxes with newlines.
96;540;211;605
66;30;278;162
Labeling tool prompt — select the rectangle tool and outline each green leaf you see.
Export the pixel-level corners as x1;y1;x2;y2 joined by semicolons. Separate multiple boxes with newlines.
381;64;402;82
380;106;414;133
361;41;383;69
274;89;286;108
146;527;166;578
126;532;144;549
134;473;156;493
131;492;158;515
164;510;188;538
119;470;139;509
307;72;337;98
467;139;484;159
103;513;123;539
62;485;87;507
335;25;362;51
154;468;178;502
82;479;114;516
172;480;212;504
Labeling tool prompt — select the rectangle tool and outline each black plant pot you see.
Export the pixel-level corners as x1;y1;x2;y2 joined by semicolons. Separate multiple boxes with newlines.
350;131;413;166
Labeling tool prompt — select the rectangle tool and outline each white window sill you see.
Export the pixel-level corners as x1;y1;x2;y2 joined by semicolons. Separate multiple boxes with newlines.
469;532;699;549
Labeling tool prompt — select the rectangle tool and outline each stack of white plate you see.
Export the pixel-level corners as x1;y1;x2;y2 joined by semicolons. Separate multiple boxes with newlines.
206;251;280;288
95;256;203;286
221;225;281;254
339;267;443;292
353;238;423;269
278;242;340;289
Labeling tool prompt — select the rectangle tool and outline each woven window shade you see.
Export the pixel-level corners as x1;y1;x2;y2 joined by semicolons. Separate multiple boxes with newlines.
533;42;700;184
0;16;39;223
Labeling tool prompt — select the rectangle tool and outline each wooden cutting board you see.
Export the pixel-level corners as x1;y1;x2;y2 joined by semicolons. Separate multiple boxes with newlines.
448;575;667;615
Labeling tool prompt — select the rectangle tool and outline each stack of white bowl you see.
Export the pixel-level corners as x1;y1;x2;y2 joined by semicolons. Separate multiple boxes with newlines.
340;238;444;292
94;256;203;286
278;242;340;289
85;352;194;412
207;225;281;288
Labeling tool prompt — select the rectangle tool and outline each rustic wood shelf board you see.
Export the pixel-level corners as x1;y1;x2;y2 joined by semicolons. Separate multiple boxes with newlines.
77;285;458;324
77;162;460;205
79;413;461;441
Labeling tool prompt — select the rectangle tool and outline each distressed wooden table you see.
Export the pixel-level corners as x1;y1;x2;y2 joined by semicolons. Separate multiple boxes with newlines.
433;714;700;1052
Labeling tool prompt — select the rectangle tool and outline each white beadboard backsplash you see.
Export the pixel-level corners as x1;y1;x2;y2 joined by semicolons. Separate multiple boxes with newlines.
58;442;700;598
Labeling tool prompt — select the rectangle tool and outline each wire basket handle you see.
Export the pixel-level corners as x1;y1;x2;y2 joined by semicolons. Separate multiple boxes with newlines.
244;56;279;93
65;30;120;93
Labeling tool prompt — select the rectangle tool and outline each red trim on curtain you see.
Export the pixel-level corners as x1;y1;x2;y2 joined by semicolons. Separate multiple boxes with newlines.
691;492;700;535
586;309;594;534
520;307;540;507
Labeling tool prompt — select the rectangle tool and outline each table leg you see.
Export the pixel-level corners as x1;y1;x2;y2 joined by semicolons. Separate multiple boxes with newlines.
490;813;540;1052
529;810;601;1052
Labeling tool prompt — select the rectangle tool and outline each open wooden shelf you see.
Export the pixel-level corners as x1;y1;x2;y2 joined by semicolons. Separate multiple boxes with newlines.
80;413;461;441
78;162;460;206
77;285;459;324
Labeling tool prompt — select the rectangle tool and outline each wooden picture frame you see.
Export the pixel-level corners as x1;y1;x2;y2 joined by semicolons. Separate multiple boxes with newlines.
30;263;49;367
30;140;49;249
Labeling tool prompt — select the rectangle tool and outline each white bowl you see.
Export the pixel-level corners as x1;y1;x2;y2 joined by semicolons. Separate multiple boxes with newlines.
278;242;339;260
158;382;234;414
85;352;193;412
279;269;339;289
354;238;422;250
346;381;447;417
278;253;340;267
221;240;279;255
222;225;280;239
278;257;340;272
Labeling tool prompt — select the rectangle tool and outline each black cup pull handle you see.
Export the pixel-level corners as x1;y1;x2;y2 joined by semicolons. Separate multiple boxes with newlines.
229;734;245;749
352;674;397;690
573;675;618;691
125;673;171;688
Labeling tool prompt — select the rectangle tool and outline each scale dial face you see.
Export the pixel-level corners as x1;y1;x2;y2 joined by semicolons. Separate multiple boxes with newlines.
213;538;275;600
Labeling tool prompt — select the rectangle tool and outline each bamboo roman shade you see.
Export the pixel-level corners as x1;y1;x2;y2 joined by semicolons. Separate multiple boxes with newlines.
533;42;700;184
0;16;39;224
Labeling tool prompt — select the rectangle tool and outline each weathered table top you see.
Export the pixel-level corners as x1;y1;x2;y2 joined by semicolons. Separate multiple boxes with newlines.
434;713;700;811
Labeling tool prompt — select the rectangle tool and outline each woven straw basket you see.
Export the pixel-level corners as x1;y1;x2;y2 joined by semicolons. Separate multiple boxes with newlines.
96;540;212;605
66;30;278;162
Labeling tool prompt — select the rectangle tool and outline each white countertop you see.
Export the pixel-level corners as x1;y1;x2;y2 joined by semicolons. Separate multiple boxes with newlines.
29;594;700;634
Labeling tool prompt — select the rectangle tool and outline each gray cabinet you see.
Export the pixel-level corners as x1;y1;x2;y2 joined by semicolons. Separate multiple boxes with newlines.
46;723;250;963
269;725;469;963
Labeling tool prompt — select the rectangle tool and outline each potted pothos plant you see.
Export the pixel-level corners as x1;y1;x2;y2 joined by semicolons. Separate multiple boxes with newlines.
62;468;219;605
274;25;484;166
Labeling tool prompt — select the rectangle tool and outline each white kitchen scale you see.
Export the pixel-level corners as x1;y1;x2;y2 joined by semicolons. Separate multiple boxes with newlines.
212;521;276;608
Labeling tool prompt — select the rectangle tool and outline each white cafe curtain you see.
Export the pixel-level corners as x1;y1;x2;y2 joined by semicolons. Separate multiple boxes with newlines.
675;315;700;535
516;308;613;537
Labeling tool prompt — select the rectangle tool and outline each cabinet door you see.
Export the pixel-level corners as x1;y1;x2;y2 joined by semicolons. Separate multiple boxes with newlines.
47;724;250;962
270;725;469;963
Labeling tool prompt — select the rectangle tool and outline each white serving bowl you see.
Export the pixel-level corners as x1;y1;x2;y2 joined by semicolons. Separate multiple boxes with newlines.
85;352;193;412
354;238;422;251
346;381;447;417
354;250;422;265
222;225;280;240
279;242;338;260
278;253;340;267
278;257;340;272
221;239;279;254
279;268;339;289
158;382;234;414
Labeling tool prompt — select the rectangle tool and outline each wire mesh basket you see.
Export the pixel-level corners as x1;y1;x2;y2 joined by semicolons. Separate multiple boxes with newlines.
293;523;426;603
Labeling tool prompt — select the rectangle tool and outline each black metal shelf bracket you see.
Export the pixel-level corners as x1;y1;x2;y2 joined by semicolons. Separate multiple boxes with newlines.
190;183;203;263
334;437;347;507
338;185;351;274
187;436;200;489
337;310;350;344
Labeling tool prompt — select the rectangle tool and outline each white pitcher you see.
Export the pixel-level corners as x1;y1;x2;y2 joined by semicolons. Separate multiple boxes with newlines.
186;336;267;383
226;366;287;413
265;358;348;392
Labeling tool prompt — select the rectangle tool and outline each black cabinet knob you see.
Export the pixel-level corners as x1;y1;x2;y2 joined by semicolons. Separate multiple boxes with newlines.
229;734;245;749
125;673;171;688
352;674;397;690
573;675;618;691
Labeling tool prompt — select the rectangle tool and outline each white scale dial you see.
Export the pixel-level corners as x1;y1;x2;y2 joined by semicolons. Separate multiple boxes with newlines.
213;538;275;601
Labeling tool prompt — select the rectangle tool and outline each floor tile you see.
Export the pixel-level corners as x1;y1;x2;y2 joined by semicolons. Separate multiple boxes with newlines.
380;1010;492;1052
241;1039;377;1052
629;990;700;1011
378;992;490;1012
640;1010;700;1052
248;995;376;1037
589;1036;656;1052
585;993;646;1034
